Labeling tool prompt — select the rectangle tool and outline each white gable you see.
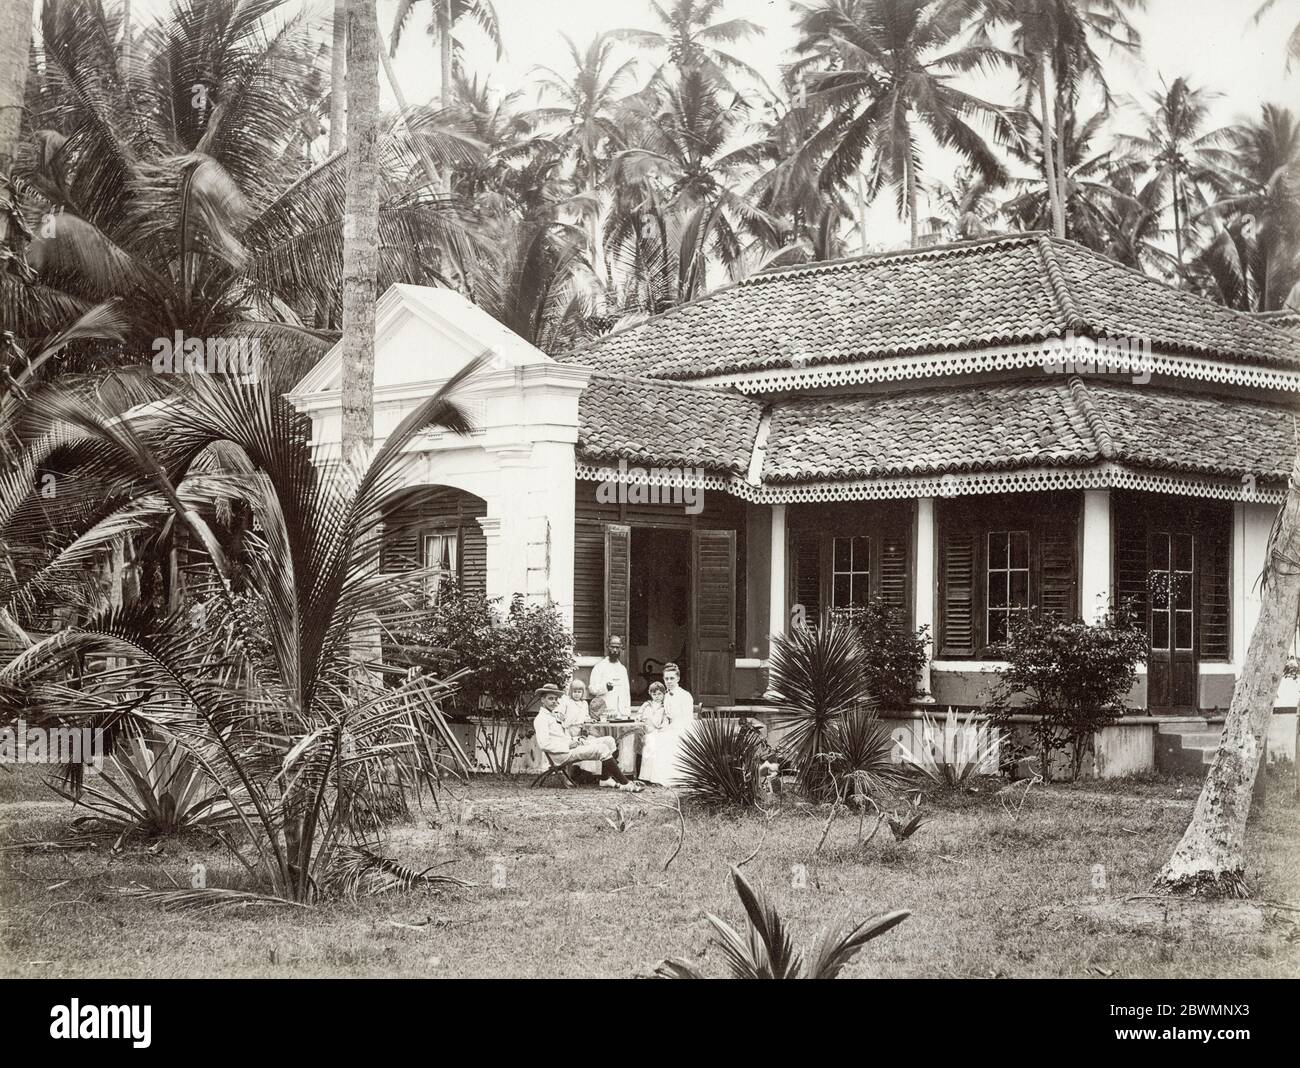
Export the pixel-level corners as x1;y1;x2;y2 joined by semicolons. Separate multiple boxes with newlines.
289;283;550;397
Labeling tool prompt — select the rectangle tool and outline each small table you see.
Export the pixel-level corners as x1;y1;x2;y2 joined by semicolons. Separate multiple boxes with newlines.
584;720;644;776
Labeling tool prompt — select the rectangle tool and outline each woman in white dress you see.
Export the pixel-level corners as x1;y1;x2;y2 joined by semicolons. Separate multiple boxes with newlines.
637;677;695;786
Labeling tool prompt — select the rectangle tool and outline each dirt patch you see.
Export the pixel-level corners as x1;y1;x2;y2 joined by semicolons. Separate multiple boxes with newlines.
1058;896;1267;937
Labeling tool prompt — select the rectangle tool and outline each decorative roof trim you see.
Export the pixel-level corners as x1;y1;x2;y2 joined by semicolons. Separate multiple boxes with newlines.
575;461;1285;506
686;338;1300;395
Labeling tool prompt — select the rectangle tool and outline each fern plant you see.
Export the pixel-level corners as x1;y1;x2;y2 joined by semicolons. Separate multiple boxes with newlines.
655;865;909;979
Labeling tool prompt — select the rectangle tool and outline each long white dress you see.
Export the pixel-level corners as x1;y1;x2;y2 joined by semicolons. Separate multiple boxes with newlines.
638;690;696;786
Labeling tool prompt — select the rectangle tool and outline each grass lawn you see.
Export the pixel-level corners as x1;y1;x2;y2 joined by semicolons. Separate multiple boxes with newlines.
2;763;1298;979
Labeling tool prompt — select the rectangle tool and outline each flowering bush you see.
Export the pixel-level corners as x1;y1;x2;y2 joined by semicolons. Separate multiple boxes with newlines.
984;603;1146;781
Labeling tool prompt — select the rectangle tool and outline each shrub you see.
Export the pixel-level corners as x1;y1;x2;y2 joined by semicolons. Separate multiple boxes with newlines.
832;599;930;707
985;604;1147;781
896;707;1000;791
767;623;873;799
654;865;909;979
677;716;767;808
396;587;574;773
826;707;911;802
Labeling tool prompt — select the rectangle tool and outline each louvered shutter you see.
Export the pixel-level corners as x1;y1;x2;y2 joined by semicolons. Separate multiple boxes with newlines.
1113;497;1148;626
604;524;631;647
1038;521;1078;621
879;530;910;621
941;528;977;656
573;520;605;655
380;528;420;573
1199;522;1231;660
789;531;821;629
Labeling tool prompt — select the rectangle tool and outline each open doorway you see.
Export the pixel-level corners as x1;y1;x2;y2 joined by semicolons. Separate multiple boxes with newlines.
629;527;690;699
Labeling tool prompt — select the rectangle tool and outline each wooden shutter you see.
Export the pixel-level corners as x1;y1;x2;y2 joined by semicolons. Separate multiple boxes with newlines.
573;520;605;655
604;524;631;647
692;529;736;704
380;528;419;573
878;530;910;620
1038;520;1078;621
789;530;821;629
1113;496;1149;625
1199;522;1231;660
940;528;976;656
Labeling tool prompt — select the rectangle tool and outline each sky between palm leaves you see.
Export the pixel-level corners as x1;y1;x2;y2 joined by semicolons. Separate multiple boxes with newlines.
127;0;1298;245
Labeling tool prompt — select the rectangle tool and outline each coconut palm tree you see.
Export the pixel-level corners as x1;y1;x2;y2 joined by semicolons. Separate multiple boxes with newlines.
529;33;639;300
2;360;484;904
1253;0;1300;71
388;0;502;107
610;67;779;299
1190;104;1300;311
341;0;380;461
6;0;479;377
924;166;1000;241
790;0;1013;247
974;0;1145;238
1114;77;1238;269
612;0;768;96
1001;106;1122;253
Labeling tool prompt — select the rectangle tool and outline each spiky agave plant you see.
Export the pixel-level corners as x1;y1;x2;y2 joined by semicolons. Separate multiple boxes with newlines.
676;715;766;808
1;356;485;904
655;865;909;979
766;623;873;799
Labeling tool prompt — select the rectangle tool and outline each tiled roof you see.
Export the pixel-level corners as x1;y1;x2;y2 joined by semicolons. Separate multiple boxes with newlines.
576;373;762;475
1082;382;1296;481
566;233;1300;381
761;378;1296;485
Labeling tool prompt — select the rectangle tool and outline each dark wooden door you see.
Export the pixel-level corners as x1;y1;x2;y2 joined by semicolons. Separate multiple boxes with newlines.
691;529;735;706
1147;529;1198;710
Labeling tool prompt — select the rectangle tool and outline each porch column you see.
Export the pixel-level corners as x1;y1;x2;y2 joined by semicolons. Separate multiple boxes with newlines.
914;497;935;699
484;444;533;602
1080;489;1111;623
768;504;787;639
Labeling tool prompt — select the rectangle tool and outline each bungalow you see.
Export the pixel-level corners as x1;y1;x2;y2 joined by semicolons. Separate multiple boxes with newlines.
288;232;1300;717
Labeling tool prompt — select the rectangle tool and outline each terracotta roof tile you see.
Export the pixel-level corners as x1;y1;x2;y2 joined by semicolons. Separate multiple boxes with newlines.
761;379;1296;486
564;233;1300;381
576;373;762;475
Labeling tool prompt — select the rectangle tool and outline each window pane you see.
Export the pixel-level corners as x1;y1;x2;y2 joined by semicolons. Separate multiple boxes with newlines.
988;573;1007;608
1174;533;1193;573
833;574;851;608
1010;569;1029;607
1175;611;1193;650
1152;612;1170;650
1010;531;1029;571
833;537;851;571
851;576;869;607
1151;572;1170;610
988;612;1007;645
1172;572;1192;610
1151;532;1169;571
988;531;1007;568
852;536;870;571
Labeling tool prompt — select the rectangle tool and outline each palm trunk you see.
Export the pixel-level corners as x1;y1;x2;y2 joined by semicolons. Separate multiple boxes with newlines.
329;0;346;153
1171;174;1184;269
856;171;869;254
1152;446;1300;895
1053;90;1068;237
438;0;452;106
340;0;381;462
906;157;918;248
1038;54;1064;239
0;0;32;246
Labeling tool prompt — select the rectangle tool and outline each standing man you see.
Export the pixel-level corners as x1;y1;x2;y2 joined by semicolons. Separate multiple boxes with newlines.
588;634;631;719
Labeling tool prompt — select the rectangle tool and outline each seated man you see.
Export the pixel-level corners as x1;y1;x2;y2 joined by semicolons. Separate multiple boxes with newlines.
532;684;642;792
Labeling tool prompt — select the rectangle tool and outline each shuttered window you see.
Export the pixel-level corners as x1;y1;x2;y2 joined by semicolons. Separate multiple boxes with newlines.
787;519;911;631
938;494;1079;657
604;524;632;650
573;520;606;655
790;530;822;629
